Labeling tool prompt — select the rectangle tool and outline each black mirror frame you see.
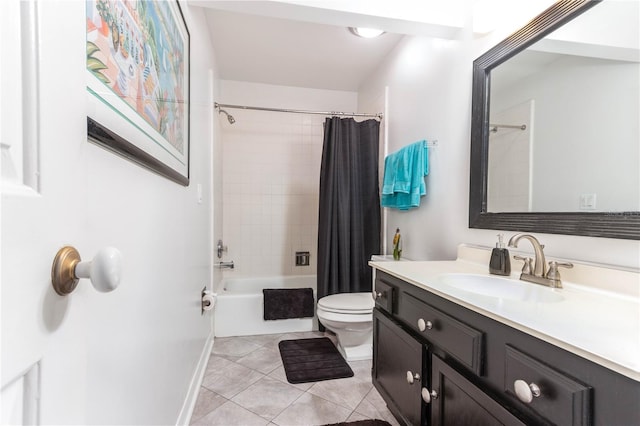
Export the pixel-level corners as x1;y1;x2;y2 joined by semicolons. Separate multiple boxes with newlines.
469;0;640;240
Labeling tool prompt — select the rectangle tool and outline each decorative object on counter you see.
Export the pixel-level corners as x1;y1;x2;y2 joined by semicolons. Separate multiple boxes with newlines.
278;337;354;383
381;140;431;210
393;228;402;260
489;234;510;276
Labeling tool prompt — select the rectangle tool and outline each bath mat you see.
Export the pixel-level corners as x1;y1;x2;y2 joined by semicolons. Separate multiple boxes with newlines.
263;288;315;320
324;420;392;426
278;337;354;384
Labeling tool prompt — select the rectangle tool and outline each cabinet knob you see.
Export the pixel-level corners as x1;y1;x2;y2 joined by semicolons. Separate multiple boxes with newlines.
406;370;420;385
514;380;541;404
421;387;439;404
417;318;433;331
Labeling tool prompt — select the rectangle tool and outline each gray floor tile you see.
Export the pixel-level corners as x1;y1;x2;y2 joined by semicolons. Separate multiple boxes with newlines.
239;333;286;347
202;362;265;399
232;376;304;421
212;336;263;359
260;333;307;351
267;366;315;391
203;354;238;376
192;400;269;426
190;334;397;425
348;359;373;382
354;387;401;426
189;387;228;424
236;346;283;375
307;375;373;410
271;393;351;426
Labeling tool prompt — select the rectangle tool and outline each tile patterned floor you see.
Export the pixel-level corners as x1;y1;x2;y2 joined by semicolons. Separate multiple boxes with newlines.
190;331;400;426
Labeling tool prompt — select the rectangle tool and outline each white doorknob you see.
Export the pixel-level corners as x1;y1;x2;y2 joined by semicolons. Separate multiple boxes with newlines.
52;246;123;295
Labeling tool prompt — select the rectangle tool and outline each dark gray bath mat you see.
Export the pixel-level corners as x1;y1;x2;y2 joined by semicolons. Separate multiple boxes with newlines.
324;420;392;426
278;337;354;384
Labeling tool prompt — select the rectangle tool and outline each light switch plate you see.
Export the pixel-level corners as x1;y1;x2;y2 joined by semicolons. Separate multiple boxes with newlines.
579;193;596;210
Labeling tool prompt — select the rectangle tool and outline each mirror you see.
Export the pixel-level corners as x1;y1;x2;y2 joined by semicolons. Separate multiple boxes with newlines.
469;0;640;239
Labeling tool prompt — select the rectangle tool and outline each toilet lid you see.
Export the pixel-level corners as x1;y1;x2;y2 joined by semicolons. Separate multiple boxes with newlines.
318;292;374;314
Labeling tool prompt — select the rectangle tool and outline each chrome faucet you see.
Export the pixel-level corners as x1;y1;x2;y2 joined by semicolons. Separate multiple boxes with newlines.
508;233;547;277
507;233;572;288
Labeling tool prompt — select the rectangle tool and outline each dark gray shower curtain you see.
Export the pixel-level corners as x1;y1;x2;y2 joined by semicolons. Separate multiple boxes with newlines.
317;117;381;301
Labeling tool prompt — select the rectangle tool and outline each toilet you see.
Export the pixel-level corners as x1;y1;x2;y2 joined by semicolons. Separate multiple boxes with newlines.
316;292;375;361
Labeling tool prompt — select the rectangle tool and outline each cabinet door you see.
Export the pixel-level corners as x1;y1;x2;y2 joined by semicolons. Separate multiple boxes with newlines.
430;355;526;426
373;309;425;426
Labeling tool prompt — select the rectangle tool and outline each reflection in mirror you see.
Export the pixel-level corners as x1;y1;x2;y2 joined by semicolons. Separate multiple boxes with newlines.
469;0;640;240
487;0;639;213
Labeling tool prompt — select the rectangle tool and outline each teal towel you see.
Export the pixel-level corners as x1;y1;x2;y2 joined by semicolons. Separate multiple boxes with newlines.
381;140;429;210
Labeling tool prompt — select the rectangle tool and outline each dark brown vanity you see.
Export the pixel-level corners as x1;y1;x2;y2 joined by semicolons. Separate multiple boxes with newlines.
372;270;640;425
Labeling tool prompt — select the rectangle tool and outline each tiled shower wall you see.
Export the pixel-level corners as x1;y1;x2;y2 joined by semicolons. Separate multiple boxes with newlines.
221;109;325;278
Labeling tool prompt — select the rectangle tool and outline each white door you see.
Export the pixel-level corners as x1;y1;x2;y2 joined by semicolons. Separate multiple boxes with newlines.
1;1;90;423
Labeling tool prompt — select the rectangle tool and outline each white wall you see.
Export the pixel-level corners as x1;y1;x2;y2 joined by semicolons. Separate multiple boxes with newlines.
359;13;640;269
10;1;218;424
492;55;640;212
217;80;357;278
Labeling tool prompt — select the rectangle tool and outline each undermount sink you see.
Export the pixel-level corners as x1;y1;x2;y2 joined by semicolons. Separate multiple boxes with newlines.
437;273;564;303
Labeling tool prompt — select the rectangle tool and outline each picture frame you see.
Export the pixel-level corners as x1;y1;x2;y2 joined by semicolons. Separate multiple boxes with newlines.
85;0;190;185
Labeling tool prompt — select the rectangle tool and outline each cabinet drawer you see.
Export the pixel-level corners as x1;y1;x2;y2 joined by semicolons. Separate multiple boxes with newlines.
504;345;592;426
374;276;396;314
431;355;526;426
399;292;484;374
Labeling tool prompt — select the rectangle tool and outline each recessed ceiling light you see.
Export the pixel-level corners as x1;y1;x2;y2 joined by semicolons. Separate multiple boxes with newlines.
348;27;385;38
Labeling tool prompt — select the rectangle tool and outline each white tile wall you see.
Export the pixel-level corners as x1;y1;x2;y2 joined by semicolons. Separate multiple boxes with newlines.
221;109;325;278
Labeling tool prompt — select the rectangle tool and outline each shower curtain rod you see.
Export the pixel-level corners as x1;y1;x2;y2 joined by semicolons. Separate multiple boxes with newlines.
214;102;383;120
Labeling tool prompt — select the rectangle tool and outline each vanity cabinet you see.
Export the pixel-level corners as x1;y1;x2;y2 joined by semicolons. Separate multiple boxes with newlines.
373;309;425;425
372;270;640;426
430;354;526;426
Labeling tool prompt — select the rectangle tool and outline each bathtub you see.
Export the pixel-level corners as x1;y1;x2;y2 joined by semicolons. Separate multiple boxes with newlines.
214;275;318;337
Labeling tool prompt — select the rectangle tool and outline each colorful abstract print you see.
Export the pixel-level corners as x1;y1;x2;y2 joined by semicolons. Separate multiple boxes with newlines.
86;0;186;153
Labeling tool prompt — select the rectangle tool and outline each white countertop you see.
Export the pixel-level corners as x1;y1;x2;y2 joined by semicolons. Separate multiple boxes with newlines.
369;246;640;382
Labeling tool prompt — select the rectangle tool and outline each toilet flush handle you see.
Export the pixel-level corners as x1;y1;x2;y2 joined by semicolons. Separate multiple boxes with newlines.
372;289;386;300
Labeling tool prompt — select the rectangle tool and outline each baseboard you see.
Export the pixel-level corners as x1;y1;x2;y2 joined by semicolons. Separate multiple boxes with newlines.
175;332;214;426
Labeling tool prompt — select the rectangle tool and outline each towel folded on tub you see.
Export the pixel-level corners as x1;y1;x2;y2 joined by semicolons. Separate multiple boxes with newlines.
263;288;315;320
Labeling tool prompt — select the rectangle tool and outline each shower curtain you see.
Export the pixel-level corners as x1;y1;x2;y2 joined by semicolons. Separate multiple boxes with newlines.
317;117;381;301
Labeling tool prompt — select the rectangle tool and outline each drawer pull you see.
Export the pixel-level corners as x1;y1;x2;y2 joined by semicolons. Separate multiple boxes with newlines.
417;318;433;331
406;370;421;385
514;379;541;403
421;387;439;404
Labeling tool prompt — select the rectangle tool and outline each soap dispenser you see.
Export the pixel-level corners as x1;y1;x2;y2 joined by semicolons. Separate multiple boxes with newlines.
489;234;511;276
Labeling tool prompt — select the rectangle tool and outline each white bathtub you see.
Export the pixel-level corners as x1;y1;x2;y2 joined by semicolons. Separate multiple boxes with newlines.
214;275;318;337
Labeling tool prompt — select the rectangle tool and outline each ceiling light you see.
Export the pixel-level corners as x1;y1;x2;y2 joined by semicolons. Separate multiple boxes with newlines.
348;27;385;38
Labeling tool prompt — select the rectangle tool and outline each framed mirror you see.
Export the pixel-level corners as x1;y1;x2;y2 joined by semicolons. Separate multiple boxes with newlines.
470;0;640;240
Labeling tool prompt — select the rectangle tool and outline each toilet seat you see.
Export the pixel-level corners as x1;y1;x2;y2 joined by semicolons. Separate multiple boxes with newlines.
317;292;374;314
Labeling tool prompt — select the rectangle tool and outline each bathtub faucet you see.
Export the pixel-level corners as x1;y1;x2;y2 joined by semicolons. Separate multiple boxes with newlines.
215;261;234;269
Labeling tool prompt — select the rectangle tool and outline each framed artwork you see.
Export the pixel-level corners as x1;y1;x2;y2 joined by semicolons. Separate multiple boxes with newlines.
86;0;190;185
